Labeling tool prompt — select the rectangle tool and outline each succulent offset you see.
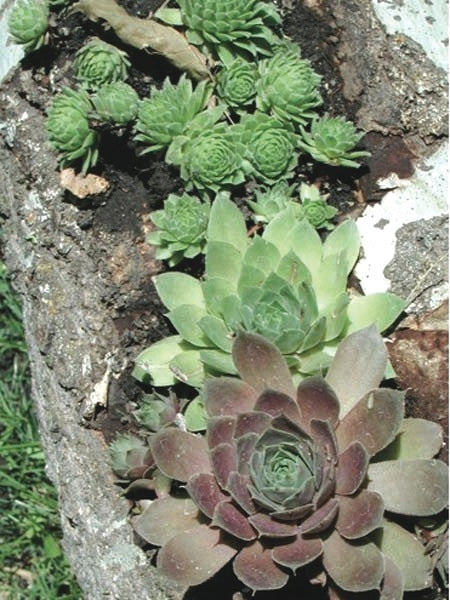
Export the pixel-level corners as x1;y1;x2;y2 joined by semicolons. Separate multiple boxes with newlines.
73;38;130;90
237;112;299;184
46;87;99;174
247;182;298;223
256;50;322;126
146;193;210;266
298;182;337;230
134;75;213;154
166;118;247;192
8;0;49;52
133;195;405;388
177;0;281;63
109;433;154;480
299;115;371;168
91;82;140;125
216;58;258;107
132;327;448;594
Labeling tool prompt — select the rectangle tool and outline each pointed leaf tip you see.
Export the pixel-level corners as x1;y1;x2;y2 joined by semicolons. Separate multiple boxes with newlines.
232;331;295;398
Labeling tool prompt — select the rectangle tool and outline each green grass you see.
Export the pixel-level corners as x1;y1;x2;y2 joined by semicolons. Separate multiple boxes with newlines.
0;262;82;599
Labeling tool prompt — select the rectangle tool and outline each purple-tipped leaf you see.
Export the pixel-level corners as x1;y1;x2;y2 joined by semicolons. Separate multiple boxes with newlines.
226;471;256;514
232;331;296;397
335;441;369;495
336;491;384;539
157;524;237;587
323;531;384;592
233;540;290;592
272;533;323;573
151;428;211;482
254;389;302;426
133;497;199;546
310;418;338;460
296;377;340;432
248;513;298;538
326;325;387;417
212;500;257;541
367;459;449;516
210;442;238;488
204;377;258;417
207;415;236;449
336;389;404;457
234;411;271;438
187;473;229;519
299;498;339;535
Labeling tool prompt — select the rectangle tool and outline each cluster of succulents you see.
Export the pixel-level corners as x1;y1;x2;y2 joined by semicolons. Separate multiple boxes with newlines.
12;1;448;597
130;328;448;594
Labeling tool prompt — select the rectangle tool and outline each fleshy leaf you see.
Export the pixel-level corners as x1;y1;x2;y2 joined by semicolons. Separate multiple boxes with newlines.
262;206;299;257
326;325;387;418
376;418;444;461
226;471;256;515
367;459;448;516
271;534;323;572
212;500;257;541
167;304;210;347
153;272;205;310
323;530;384;592
183;395;207;432
199;314;233;352
299;498;339;535
336;389;404;457
200;349;238;375
204;377;258;417
207;416;236;449
207;193;248;255
288;219;323;274
133;335;187;386
133;496;199;546
151;428;211;482
322;219;360;274
336;491;384;539
254;390;302;426
376;519;433;591
232;331;296;397
210;442;238;488
335;441;369;495
233;540;290;592
205;241;243;285
202;277;236;315
345;293;405;335
296;376;340;432
187;473;229;519
248;513;297;538
169;350;205;386
157;524;237;587
380;556;404;600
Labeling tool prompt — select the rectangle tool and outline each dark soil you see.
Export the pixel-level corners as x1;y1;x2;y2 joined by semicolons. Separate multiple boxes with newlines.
2;0;447;599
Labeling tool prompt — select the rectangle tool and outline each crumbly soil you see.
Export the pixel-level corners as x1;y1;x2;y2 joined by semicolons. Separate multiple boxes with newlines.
0;0;447;598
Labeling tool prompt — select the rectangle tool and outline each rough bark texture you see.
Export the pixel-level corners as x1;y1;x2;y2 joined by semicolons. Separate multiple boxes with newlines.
0;0;447;598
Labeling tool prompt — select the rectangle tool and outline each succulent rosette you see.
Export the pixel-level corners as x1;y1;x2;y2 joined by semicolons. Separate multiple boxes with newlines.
216;58;258;108
176;0;281;63
109;433;154;480
8;0;49;52
73;38;130;90
298;182;337;230
147;193;210;266
256;51;322;127
91;82;140;125
134;75;213;154
134;195;405;388
247;182;298;223
46;87;99;174
237;112;299;184
133;328;448;594
166;119;247;192
299;115;371;168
